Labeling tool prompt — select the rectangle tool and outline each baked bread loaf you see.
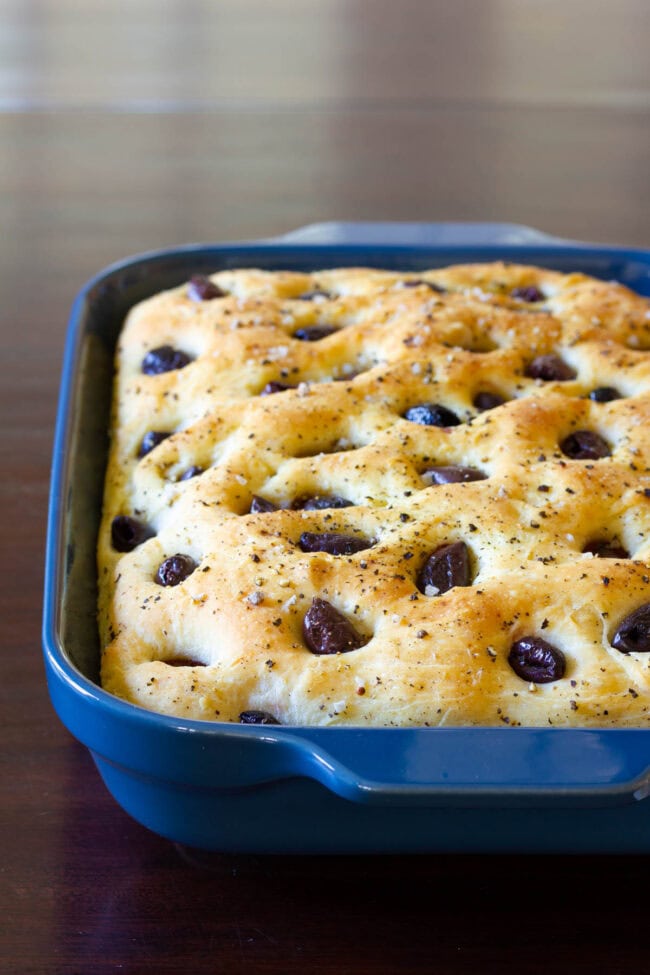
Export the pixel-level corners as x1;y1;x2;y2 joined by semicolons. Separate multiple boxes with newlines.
98;262;650;726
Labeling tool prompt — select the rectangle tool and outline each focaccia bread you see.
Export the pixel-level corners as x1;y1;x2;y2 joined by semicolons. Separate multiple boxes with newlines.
98;262;650;726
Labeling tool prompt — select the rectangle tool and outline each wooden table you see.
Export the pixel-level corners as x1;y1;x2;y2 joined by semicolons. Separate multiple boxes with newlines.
3;2;650;971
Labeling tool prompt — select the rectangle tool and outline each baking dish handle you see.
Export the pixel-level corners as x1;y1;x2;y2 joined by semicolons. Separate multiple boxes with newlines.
269;727;650;808
264;221;583;247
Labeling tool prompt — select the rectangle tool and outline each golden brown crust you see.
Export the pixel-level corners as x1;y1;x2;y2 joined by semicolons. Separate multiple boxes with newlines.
98;262;650;726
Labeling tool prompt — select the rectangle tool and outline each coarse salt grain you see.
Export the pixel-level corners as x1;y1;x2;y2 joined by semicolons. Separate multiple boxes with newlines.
471;287;493;302
246;591;265;605
424;584;440;596
235;474;247;485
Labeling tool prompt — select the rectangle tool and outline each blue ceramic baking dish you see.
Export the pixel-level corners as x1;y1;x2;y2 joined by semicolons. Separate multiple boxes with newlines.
43;222;650;853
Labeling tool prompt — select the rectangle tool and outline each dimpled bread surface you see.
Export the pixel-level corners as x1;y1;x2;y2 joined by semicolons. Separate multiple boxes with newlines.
98;262;650;726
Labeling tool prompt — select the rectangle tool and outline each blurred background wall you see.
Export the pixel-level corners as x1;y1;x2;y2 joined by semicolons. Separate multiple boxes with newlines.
1;0;649;297
3;0;649;110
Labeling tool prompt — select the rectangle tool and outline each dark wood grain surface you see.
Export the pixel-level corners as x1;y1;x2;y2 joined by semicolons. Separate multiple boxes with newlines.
3;2;650;972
